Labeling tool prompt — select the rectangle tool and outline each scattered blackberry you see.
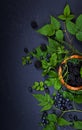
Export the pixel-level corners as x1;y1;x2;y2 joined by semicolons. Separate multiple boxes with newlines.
44;86;50;94
24;48;29;53
32;48;37;54
46;53;51;59
31;21;38;29
41;111;49;127
40;56;44;60
29;54;33;59
40;44;47;52
34;60;42;69
46;58;50;62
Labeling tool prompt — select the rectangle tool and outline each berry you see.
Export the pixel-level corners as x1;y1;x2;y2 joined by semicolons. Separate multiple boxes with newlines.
31;21;38;29
34;60;42;69
40;44;47;52
42;111;48;117
40;56;44;60
24;48;29;53
44;86;50;94
29;54;33;59
73;115;78;121
32;48;37;54
46;58;50;62
46;53;51;59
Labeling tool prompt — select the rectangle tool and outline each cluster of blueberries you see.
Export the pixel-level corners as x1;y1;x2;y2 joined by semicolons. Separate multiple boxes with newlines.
53;92;73;110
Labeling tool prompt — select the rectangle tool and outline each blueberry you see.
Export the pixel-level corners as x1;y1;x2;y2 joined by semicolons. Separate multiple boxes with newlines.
34;60;42;69
32;48;37;54
40;44;47;52
24;48;29;53
28;87;33;93
31;21;38;29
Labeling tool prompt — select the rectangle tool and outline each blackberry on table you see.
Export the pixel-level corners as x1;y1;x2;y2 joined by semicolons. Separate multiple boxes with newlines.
34;60;42;69
40;43;47;52
24;48;29;53
32;48;37;54
28;87;33;93
46;53;51;59
44;86;50;94
31;21;38;29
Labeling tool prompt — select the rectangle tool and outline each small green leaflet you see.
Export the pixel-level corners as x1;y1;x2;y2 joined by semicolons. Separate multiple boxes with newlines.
56;30;64;41
63;91;74;100
64;4;70;17
74;94;82;104
54;78;61;90
66;21;76;35
33;94;54;111
47;114;57;123
50;53;57;66
76;14;82;32
76;31;82;41
80;67;82;78
37;24;55;36
43;122;56;130
58;117;72;126
44;78;56;87
73;121;82;129
58;15;66;20
48;70;58;78
32;81;44;91
22;57;27;65
51;16;60;30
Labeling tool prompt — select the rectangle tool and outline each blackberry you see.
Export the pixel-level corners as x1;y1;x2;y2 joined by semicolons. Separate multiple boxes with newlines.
40;56;44;60
42;111;48;117
32;48;37;54
31;21;38;29
46;53;51;59
46;58;50;62
73;115;78;121
24;48;29;53
29;54;33;59
34;60;42;69
44;86;50;94
40;44;47;52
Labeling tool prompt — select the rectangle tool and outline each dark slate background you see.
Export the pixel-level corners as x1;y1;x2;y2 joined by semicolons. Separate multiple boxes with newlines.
0;0;82;130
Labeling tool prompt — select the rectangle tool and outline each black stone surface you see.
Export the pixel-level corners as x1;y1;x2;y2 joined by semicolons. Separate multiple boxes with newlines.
0;0;82;130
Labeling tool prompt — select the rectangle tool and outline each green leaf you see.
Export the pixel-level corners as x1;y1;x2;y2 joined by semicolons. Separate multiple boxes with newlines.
76;14;82;31
33;94;45;102
80;67;82;78
56;30;64;41
50;53;57;66
22;57;27;65
63;91;74;100
51;16;60;30
54;78;61;90
58;117;72;126
58;15;66;20
74;95;82;104
66;14;75;21
76;31;82;41
47;114;57;123
44;78;56;87
74;121;82;129
64;4;70;17
48;70;58;78
66;21;76;35
41;103;52;112
43;122;56;130
37;24;55;36
40;81;44;87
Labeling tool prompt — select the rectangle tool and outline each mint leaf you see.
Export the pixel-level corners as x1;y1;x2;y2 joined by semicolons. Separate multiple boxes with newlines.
80;67;82;78
76;14;82;31
47;114;57;123
37;24;55;36
22;57;27;65
56;30;64;41
48;70;58;78
64;4;70;17
58;15;66;20
50;53;57;66
44;78;56;87
76;31;82;41
66;21;76;35
58;117;72;126
51;16;60;30
74;121;82;129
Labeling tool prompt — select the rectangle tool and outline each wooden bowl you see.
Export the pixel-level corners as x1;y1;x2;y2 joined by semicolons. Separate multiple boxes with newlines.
58;55;82;91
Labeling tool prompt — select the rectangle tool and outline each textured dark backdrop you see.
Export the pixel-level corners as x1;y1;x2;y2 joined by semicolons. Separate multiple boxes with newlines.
0;0;82;130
